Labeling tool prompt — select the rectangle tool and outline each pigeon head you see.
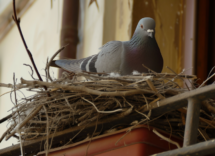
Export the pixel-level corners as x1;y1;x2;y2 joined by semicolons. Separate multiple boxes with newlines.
134;17;156;38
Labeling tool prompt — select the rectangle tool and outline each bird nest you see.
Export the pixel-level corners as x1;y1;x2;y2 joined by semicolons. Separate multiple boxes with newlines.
1;71;215;151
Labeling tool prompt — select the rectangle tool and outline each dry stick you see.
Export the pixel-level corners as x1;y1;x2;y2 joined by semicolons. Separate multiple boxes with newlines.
113;98;122;108
5;104;44;141
0;124;15;143
12;0;50;98
200;109;213;120
135;109;150;120
181;113;186;125
46;45;67;82
208;66;215;78
80;72;196;83
199;73;215;88
65;98;75;125
23;132;40;141
141;94;152;120
81;97;122;113
23;64;36;80
21;78;155;96
166;66;190;91
0;114;12;124
126;76;152;86
166;115;173;150
139;97;160;111
114;118;149;146
141;73;197;79
161;68;193;89
11;3;51;139
146;79;165;99
62;127;86;147
86;115;99;156
202;100;215;114
43;106;49;156
142;64;157;74
0;82;27;89
115;105;154;146
13;74;24;156
12;0;43;83
142;94;149;110
122;97;133;108
179;108;215;128
198;129;207;141
199;128;210;140
162;77;181;89
200;118;215;129
48;113;61;150
152;128;181;148
165;67;195;124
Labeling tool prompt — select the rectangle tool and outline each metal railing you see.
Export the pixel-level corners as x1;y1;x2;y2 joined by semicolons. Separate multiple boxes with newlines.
152;84;215;156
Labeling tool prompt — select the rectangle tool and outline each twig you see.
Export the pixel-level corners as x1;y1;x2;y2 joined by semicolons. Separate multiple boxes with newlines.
0;82;27;89
199;117;215;129
81;97;122;113
115;108;154;146
46;45;67;81
126;76;152;86
65;98;75;125
140;97;160;111
13;73;24;156
48;113;61;149
142;64;157;74
198;129;207;141
5;104;44;141
43;105;49;156
12;0;50;96
86;115;99;156
152;128;181;148
146;79;165;99
0;114;12;124
122;96;133;108
23;64;36;80
166;115;173;150
181;112;186;125
166;66;190;91
12;0;43;83
135;109;150;120
207;66;215;78
199;73;215;88
62;127;85;147
21;78;155;96
0;124;15;143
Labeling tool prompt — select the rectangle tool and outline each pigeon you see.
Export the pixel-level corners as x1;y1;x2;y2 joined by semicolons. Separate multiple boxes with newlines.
53;17;163;75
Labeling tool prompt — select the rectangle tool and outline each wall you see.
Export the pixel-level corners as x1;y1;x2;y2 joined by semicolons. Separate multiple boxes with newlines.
0;0;63;149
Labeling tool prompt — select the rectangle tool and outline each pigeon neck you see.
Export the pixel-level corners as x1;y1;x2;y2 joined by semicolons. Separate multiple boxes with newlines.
129;32;147;48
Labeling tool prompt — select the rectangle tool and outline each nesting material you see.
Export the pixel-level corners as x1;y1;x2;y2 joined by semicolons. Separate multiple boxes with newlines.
1;72;215;149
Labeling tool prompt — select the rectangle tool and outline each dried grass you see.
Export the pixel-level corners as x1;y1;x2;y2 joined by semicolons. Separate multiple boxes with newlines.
1;71;215;153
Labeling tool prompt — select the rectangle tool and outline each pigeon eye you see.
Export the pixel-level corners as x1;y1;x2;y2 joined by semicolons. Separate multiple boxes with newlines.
141;25;143;29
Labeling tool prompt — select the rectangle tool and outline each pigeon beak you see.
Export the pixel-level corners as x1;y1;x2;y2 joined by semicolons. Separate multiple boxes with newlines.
147;29;154;38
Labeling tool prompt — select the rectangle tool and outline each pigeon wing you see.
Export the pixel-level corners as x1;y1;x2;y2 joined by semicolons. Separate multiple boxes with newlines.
94;41;123;73
55;41;123;73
